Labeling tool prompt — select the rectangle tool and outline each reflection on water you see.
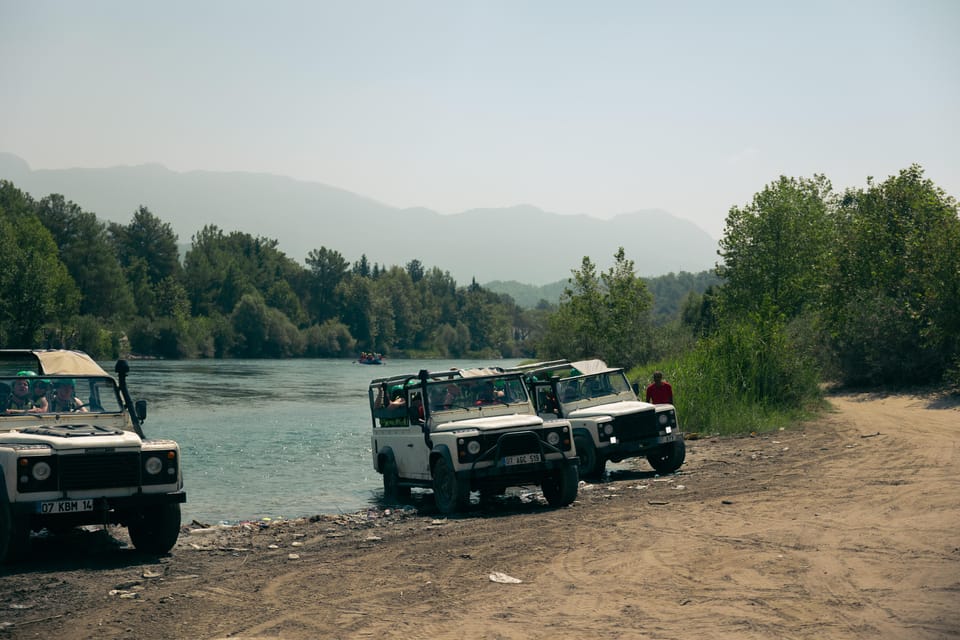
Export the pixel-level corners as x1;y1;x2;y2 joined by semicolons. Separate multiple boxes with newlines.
121;358;521;523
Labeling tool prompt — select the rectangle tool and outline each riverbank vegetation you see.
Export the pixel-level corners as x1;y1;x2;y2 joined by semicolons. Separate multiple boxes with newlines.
1;164;957;434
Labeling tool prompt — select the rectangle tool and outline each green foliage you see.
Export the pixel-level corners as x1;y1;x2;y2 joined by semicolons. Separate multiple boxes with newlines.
542;248;653;369
824;165;960;385
636;314;823;435
305;247;350;322
36;194;136;320
646;271;723;325
718;174;834;320
109;206;183;318
0;182;80;345
303;319;356;357
72;315;119;359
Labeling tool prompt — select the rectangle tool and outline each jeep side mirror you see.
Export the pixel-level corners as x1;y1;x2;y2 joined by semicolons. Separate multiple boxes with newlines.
135;399;147;422
632;382;640;396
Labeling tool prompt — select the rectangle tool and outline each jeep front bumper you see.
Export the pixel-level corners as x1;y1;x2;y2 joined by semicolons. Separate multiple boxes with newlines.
12;490;187;528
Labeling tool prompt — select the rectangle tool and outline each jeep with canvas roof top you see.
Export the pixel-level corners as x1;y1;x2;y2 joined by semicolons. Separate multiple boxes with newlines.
511;359;685;479
369;367;579;514
0;349;185;562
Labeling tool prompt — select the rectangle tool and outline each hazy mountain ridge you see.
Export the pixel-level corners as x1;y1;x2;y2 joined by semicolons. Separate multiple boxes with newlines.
0;152;718;285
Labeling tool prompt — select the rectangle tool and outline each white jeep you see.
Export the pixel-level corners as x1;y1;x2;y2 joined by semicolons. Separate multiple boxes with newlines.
0;349;185;561
369;367;579;514
512;359;685;479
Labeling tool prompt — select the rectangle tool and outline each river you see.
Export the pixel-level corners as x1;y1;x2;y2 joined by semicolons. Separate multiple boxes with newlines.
124;357;522;524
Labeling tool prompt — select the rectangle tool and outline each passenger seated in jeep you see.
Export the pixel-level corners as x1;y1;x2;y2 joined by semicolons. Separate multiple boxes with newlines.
408;392;425;424
562;382;580;403
475;381;496;405
7;373;45;413
31;378;50;412
538;388;559;414
49;379;88;413
440;383;460;409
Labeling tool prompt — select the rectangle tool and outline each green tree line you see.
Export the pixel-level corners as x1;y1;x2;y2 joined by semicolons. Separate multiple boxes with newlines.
630;165;959;434
0;181;542;359
3;164;957;436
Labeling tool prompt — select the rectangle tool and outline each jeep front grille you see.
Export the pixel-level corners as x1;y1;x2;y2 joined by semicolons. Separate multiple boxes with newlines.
611;411;659;442
59;453;140;490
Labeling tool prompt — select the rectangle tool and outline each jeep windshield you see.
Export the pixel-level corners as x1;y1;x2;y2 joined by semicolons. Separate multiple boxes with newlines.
557;371;634;405
0;375;123;420
426;373;530;413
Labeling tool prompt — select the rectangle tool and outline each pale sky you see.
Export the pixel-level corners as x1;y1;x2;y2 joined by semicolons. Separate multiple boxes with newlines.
1;0;957;238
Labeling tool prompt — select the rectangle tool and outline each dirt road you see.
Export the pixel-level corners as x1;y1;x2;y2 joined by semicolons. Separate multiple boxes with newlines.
1;391;958;640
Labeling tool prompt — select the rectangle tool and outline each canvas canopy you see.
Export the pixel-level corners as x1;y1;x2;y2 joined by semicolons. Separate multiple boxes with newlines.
0;349;110;377
568;359;618;375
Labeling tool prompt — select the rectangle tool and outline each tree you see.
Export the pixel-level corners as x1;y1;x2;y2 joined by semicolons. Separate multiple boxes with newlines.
185;226;304;322
305;247;350;323
109;206;182;318
542;248;654;368
36;194;135;320
825;165;960;385
0;183;79;345
717;174;835;320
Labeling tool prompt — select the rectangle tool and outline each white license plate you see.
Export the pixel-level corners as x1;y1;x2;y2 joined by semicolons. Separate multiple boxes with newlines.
503;453;542;466
39;499;94;514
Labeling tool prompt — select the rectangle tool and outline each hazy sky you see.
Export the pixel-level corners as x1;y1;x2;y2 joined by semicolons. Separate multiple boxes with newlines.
2;1;957;238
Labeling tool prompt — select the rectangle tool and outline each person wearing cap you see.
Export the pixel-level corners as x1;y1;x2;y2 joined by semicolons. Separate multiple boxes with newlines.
49;379;88;413
645;371;674;404
387;385;406;409
31;379;50;412
8;372;45;413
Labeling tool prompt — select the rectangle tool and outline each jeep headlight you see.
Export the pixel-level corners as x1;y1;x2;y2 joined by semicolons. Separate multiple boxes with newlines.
466;440;482;455
144;456;163;475
141;450;178;484
546;431;560;446
659;414;668;425
32;461;52;481
17;456;57;492
603;423;614;435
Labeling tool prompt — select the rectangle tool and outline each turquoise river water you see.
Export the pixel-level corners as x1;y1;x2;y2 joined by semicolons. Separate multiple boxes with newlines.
124;358;522;524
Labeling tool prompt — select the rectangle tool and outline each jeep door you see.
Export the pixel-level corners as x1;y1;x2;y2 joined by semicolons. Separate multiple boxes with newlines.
382;390;431;482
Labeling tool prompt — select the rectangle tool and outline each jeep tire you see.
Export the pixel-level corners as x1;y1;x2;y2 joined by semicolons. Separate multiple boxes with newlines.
382;458;411;500
0;502;30;563
542;464;579;508
575;434;606;479
647;438;686;475
128;503;182;555
432;457;470;514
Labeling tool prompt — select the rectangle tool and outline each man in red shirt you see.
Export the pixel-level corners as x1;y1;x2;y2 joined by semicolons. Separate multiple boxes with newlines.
645;371;674;404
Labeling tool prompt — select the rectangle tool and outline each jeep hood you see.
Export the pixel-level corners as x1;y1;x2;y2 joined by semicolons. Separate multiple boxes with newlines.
0;425;141;450
567;400;656;419
434;413;543;432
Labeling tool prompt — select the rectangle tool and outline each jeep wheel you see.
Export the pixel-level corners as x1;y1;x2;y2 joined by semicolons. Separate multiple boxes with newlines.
542;464;579;508
0;502;30;563
647;439;686;475
383;458;411;501
128;503;182;555
575;434;606;479
432;457;470;514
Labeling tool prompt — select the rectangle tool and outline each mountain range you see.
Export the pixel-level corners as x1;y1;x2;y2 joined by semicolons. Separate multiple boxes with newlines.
0;152;718;285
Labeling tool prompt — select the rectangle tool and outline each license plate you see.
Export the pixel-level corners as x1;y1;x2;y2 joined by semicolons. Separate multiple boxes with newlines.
503;453;541;466
38;499;94;514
